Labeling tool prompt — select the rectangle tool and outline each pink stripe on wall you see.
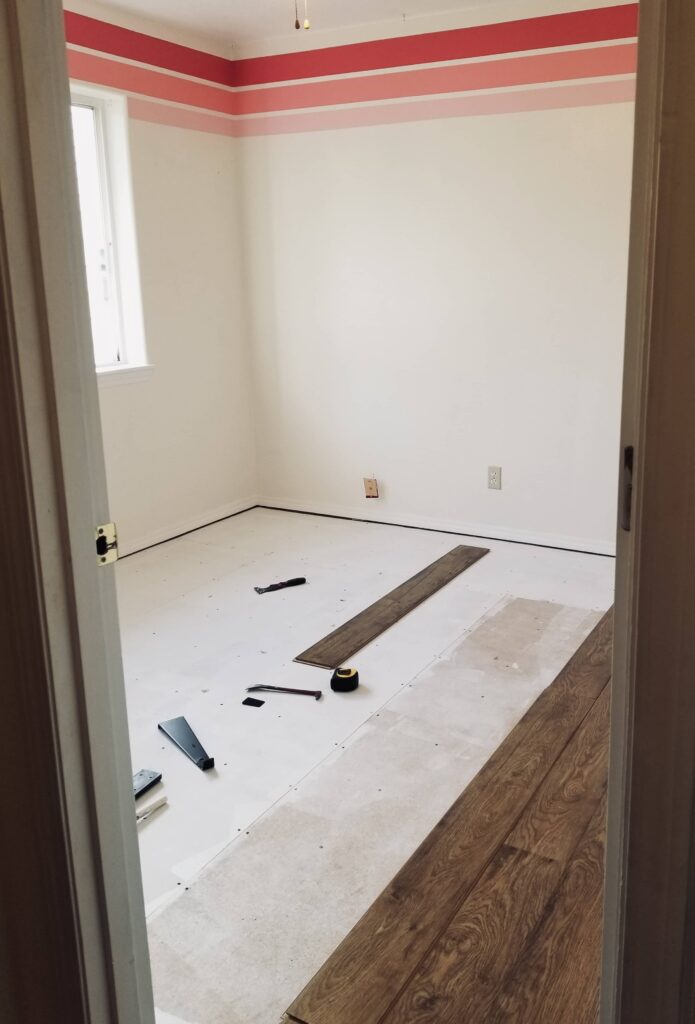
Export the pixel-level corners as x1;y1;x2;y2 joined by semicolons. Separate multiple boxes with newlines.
63;6;638;87
65;4;639;138
67;49;238;114
129;78;636;138
239;77;637;135
236;43;637;115
68;43;636;119
127;98;240;136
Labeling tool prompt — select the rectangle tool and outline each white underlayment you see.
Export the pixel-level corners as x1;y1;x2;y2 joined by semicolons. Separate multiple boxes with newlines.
115;508;614;1024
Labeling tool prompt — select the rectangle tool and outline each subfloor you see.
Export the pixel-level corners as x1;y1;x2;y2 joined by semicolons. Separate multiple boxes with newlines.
116;508;614;1024
285;611;612;1024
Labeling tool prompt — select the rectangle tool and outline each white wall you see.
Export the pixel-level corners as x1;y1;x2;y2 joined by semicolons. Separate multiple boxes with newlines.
67;0;634;557
98;121;257;554
240;101;634;553
66;1;257;555
233;0;629;57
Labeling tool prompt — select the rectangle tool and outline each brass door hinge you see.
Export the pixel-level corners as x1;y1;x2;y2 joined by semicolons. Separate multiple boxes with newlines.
96;523;118;565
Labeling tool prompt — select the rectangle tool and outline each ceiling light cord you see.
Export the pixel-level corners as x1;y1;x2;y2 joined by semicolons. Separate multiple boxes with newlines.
295;0;310;29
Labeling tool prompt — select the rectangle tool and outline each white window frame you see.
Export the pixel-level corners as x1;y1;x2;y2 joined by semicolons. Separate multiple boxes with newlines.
70;84;151;384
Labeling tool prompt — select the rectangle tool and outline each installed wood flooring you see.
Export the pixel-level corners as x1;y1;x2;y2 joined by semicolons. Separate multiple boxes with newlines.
285;609;612;1024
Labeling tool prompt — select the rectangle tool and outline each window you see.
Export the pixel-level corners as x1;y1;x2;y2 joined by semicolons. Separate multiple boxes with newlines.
70;88;149;377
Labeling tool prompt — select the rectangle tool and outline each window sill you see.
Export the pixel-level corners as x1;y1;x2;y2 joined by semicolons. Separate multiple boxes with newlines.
96;364;154;388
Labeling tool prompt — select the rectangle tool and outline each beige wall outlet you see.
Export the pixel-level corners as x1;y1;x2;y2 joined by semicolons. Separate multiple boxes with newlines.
364;477;379;498
488;466;502;490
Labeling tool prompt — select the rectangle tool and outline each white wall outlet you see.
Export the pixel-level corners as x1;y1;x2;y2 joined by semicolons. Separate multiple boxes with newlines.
488;466;502;490
364;477;379;498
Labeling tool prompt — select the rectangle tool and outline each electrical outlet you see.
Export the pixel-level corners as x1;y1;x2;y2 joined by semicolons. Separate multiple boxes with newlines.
488;466;502;490
364;477;379;498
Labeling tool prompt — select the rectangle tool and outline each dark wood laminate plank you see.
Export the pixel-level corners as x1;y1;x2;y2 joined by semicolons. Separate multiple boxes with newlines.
506;684;610;866
295;544;489;669
488;792;607;1024
383;684;609;1024
286;610;613;1024
384;846;563;1024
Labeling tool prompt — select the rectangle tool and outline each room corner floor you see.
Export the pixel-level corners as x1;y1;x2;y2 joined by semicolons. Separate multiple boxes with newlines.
115;507;614;1024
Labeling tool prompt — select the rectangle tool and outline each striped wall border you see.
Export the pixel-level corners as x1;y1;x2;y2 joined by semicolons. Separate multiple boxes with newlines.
64;4;639;137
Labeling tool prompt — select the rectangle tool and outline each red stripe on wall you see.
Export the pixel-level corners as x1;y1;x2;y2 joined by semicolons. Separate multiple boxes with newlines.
233;4;639;86
63;11;235;87
64;5;639;90
237;43;637;115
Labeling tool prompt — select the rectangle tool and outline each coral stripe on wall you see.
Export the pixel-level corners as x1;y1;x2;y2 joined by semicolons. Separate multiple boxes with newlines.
68;43;637;118
64;11;235;86
130;78;636;138
64;4;639;137
67;50;238;114
235;44;637;115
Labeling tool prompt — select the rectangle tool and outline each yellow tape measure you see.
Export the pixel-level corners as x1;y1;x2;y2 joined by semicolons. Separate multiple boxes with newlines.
330;667;360;692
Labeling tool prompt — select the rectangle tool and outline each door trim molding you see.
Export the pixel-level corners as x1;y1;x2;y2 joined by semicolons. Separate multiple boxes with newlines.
603;0;695;1019
0;2;153;1021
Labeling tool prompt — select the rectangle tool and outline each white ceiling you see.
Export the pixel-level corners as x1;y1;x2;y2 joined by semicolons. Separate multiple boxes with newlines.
98;0;499;46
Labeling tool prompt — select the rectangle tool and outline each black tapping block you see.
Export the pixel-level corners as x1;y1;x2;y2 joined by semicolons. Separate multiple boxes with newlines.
133;768;162;800
158;717;214;771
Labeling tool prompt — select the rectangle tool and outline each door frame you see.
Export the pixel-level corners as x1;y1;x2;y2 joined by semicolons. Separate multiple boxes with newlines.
602;0;695;1019
0;1;153;1021
3;0;695;1021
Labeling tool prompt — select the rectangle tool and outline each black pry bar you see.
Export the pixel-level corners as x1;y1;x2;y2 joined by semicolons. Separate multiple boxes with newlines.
246;684;322;701
254;577;306;595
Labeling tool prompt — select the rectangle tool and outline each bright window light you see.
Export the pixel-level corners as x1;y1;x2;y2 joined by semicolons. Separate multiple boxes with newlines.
70;88;148;376
71;103;123;367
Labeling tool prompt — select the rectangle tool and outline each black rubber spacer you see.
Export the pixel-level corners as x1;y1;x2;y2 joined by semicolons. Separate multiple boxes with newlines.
330;667;359;692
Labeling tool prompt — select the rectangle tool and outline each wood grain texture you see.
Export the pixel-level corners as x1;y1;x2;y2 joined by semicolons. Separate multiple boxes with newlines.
384;846;563;1024
507;684;610;866
295;544;489;669
286;610;613;1024
383;685;610;1024
488;792;607;1024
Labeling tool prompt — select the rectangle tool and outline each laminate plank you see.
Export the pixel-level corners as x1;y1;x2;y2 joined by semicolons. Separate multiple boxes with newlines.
383;684;609;1024
295;544;489;669
506;684;610;866
488;792;607;1024
286;610;613;1024
383;846;563;1024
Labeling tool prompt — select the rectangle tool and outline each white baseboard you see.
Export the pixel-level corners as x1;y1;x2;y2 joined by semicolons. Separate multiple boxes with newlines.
118;497;259;557
256;496;617;557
